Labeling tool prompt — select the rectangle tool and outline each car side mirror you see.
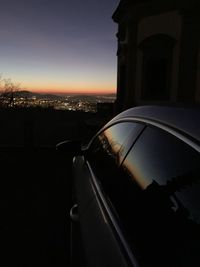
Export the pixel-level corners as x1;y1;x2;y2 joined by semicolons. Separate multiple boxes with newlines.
56;140;82;155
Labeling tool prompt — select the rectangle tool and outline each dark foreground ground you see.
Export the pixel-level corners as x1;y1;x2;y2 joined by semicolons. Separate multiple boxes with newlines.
0;147;72;267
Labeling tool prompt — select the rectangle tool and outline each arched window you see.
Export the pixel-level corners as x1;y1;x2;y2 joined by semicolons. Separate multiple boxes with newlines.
139;34;176;101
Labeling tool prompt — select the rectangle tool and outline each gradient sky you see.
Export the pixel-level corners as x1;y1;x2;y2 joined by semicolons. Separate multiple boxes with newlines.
0;0;119;94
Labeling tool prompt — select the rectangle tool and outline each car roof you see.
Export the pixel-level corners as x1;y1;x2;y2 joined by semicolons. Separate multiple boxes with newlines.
108;105;200;143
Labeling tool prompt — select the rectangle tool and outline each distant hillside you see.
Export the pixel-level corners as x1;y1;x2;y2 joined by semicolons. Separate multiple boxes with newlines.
12;90;116;103
13;90;64;100
68;94;116;103
68;95;98;102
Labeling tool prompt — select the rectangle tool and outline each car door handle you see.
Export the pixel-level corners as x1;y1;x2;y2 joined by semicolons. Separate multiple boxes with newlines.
70;204;79;222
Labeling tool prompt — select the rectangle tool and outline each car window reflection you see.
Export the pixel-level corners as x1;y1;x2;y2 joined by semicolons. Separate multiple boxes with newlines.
119;126;200;267
87;122;144;189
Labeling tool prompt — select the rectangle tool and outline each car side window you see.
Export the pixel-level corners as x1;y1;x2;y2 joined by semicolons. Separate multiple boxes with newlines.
116;126;200;267
87;122;144;191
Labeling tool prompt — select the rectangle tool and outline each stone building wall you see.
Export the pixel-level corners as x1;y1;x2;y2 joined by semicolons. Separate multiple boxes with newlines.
113;0;200;113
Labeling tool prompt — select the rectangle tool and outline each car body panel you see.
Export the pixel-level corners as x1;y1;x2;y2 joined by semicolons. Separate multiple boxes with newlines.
73;156;137;267
107;106;200;143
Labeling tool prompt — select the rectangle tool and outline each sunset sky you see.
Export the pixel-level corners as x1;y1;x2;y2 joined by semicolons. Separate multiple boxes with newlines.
0;0;119;94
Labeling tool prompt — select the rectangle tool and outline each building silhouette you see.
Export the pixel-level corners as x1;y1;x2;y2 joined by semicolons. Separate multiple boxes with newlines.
112;0;200;113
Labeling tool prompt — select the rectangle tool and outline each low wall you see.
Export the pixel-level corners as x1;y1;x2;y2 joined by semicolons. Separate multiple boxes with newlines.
0;108;110;148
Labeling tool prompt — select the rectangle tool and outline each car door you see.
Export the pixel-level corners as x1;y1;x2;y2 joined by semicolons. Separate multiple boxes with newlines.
115;125;200;267
72;122;145;267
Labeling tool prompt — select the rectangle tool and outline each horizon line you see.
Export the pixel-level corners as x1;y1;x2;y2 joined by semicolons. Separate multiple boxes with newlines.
18;89;116;95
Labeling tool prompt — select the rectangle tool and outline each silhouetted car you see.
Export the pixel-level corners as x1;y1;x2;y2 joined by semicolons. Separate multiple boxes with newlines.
57;105;200;267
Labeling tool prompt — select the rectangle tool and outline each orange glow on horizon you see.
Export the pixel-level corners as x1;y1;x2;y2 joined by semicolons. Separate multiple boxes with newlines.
43;89;116;95
23;84;116;95
25;88;116;95
14;72;117;95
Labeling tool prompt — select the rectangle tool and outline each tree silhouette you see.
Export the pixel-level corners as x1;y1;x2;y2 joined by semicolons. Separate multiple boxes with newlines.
0;75;21;108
